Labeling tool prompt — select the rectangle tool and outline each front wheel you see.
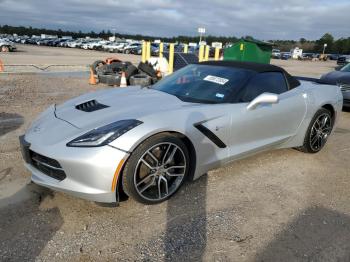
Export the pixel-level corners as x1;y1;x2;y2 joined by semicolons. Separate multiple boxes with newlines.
122;134;189;204
298;108;333;153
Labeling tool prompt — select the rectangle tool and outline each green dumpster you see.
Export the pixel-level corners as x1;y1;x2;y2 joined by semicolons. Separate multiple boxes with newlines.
224;38;272;64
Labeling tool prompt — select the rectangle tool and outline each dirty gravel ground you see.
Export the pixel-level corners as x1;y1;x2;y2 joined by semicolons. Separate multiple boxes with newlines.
1;54;350;261
0;45;141;73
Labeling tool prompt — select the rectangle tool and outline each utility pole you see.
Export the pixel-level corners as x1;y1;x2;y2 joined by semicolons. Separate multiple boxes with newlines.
322;43;327;55
112;28;116;40
198;27;206;45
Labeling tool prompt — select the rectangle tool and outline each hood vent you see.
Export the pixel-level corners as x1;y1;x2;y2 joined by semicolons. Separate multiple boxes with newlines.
75;100;109;112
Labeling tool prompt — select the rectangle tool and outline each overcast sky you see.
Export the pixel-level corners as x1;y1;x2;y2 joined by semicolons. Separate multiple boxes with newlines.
0;0;349;40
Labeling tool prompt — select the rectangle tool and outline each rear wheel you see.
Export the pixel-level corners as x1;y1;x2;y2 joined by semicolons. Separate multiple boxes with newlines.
298;108;333;153
122;134;189;204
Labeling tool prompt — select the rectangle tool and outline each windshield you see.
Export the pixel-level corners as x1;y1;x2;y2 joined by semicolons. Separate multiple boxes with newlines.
152;64;254;103
340;63;350;72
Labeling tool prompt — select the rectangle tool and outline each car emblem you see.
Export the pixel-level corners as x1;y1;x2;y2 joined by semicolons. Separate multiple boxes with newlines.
33;124;42;132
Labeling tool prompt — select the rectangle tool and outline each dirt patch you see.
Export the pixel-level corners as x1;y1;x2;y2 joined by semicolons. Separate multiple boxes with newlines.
0;112;24;136
0;185;63;262
255;207;350;261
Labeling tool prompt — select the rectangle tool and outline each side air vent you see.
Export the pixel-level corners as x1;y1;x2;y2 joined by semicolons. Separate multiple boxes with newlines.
75;100;109;112
194;123;227;148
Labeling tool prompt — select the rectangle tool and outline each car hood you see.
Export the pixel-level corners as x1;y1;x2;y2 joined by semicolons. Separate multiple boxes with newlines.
321;71;350;85
55;86;189;130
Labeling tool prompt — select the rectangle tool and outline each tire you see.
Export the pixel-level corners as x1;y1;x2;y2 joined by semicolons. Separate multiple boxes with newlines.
98;74;121;86
92;60;106;75
129;74;151;86
298;108;333;153
108;62;134;75
122;133;190;204
97;64;114;75
125;65;138;79
109;62;124;73
138;62;157;78
1;46;10;52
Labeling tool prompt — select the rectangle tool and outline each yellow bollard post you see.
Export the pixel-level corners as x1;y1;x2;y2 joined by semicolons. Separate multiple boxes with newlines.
214;47;220;61
204;45;210;61
159;42;163;58
183;44;188;53
142;41;147;63
146;41;151;61
198;45;204;62
169;43;175;74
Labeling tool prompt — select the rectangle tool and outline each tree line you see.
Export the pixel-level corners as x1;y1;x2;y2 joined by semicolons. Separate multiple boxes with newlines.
1;25;349;54
0;24;238;44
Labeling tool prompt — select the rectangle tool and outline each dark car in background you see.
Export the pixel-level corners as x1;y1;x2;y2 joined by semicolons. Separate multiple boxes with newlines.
337;55;350;66
320;63;350;107
281;52;291;60
329;54;340;60
301;53;316;60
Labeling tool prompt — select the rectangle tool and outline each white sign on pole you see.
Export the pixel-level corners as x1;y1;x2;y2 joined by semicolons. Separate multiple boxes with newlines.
211;42;223;48
198;28;206;34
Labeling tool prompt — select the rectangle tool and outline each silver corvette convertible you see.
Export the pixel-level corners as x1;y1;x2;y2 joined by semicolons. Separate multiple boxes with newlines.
20;61;343;205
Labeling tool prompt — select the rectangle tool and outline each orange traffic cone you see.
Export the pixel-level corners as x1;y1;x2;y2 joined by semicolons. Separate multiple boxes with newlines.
120;71;127;87
156;70;162;78
89;67;97;85
0;60;4;72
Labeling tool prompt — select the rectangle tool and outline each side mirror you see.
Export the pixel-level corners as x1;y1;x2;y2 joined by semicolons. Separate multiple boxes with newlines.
246;93;279;110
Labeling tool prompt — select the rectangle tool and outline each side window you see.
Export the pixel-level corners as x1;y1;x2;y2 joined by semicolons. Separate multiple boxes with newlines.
240;72;288;102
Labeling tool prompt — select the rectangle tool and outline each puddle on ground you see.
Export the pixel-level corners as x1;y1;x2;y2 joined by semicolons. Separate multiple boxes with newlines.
0;113;24;136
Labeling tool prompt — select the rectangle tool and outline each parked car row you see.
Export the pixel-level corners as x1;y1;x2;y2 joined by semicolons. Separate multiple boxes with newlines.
0;34;221;57
270;47;348;63
271;50;292;60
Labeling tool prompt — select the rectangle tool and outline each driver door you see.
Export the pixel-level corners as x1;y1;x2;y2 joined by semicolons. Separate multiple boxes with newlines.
227;72;307;160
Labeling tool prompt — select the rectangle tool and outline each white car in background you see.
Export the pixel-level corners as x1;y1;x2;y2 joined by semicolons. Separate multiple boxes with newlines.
67;40;83;48
82;40;107;50
271;49;281;59
122;42;142;54
103;42;128;52
0;39;16;52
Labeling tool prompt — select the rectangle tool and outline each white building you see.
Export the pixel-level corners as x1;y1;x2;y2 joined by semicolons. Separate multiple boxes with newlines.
291;47;303;59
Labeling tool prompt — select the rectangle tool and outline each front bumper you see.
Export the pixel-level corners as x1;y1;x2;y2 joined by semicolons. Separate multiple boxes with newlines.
20;135;129;203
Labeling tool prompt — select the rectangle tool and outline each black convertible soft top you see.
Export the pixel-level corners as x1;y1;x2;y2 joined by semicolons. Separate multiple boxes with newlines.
200;60;301;89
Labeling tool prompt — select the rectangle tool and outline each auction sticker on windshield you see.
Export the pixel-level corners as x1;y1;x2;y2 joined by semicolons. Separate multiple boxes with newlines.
203;75;229;85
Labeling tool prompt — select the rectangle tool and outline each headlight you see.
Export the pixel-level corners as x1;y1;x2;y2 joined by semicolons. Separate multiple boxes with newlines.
67;119;142;147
